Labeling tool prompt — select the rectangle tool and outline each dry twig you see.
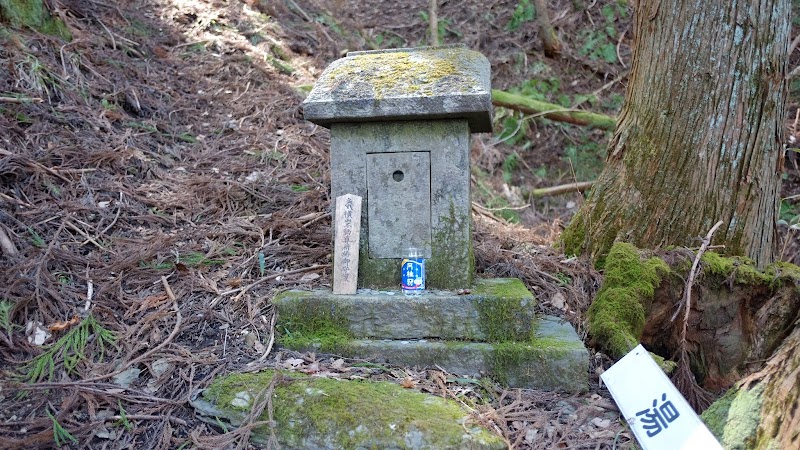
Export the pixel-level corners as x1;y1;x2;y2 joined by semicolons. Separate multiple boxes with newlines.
671;220;723;411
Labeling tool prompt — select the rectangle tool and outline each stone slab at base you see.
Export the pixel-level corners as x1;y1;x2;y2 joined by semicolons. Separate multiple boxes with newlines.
283;317;589;393
275;277;590;392
274;278;536;341
191;370;506;450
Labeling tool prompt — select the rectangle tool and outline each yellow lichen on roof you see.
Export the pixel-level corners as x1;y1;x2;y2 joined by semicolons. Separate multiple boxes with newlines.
320;48;481;99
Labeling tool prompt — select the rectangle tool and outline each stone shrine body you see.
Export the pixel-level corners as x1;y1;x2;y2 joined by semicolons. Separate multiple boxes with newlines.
303;45;491;289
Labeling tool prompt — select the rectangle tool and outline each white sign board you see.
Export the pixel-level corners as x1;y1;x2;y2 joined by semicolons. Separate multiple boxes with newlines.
600;345;722;450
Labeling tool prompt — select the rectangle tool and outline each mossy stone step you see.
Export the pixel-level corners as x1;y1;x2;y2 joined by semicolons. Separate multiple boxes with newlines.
282;316;589;393
190;370;506;450
274;278;536;342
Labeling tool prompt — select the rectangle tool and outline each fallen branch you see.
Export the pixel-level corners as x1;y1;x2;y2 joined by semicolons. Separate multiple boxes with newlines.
211;264;331;307
0;96;43;103
0;225;19;256
533;0;561;57
529;181;594;198
492;89;617;130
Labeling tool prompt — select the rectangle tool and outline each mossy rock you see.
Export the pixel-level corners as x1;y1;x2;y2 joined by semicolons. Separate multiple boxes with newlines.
191;370;506;449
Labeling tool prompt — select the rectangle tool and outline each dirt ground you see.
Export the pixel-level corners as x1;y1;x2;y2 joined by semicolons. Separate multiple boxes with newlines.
0;0;798;449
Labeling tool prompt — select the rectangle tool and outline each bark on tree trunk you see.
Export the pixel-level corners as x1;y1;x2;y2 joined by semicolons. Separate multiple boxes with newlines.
533;0;561;58
562;0;789;268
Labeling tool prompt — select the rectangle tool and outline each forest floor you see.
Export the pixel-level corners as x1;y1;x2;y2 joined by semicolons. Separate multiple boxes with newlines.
1;0;799;449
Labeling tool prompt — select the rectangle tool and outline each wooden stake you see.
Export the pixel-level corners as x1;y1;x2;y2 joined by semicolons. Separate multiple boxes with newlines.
333;194;362;295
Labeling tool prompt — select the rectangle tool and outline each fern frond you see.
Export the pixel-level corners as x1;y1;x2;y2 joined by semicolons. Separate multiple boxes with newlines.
21;314;118;382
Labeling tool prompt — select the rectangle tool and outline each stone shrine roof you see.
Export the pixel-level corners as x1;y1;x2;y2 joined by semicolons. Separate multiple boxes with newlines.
303;45;492;133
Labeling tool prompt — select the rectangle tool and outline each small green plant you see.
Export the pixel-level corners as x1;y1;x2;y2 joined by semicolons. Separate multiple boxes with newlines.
117;400;132;430
495;111;529;147
290;184;310;192
418;11;460;43
100;98;117;110
125;19;153;37
0;299;14;334
17;55;62;99
578;2;629;63
258;251;266;276
779;198;800;226
507;0;536;31
48;410;78;447
367;31;406;49
22;315;117;383
555;272;572;286
28;227;45;248
563;134;608;181
172;132;198;143
502;152;520;184
55;272;71;285
140;251;229;270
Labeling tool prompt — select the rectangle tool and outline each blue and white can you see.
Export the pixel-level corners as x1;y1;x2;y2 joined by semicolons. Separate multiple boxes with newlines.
401;247;425;296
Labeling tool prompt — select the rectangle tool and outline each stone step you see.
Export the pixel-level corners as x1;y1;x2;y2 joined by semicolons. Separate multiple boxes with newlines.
281;316;589;393
274;278;537;342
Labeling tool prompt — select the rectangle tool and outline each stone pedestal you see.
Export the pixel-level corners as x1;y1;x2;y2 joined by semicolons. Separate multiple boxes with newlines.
274;279;589;392
303;46;492;289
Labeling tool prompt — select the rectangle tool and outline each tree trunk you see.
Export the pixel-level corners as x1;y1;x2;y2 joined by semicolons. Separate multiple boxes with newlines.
562;0;789;268
533;0;561;58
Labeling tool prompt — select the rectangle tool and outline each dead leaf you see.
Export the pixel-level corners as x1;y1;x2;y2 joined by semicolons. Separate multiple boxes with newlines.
48;315;81;332
330;358;345;369
400;376;418;389
300;273;320;282
283;358;304;369
550;292;567;310
591;417;611;428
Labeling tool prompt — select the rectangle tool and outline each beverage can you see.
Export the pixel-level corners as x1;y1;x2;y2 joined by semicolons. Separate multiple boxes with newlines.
401;247;425;296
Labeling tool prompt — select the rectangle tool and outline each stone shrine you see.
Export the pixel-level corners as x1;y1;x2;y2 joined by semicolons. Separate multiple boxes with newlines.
303;45;491;289
274;46;589;392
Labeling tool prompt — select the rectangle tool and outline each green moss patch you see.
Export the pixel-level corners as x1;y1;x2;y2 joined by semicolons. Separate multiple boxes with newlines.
274;291;353;353
472;278;536;342
559;211;586;257
701;385;764;450
0;0;71;40
197;370;505;449
588;242;669;358
701;252;772;286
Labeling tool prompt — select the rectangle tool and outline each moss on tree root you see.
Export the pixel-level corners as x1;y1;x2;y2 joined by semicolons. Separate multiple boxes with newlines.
587;242;669;358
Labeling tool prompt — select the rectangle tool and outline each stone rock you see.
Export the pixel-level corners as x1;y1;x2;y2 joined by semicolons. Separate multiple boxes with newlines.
112;367;141;389
190;370;506;450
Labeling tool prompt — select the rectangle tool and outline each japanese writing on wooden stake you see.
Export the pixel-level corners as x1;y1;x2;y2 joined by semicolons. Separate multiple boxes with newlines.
333;194;361;294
